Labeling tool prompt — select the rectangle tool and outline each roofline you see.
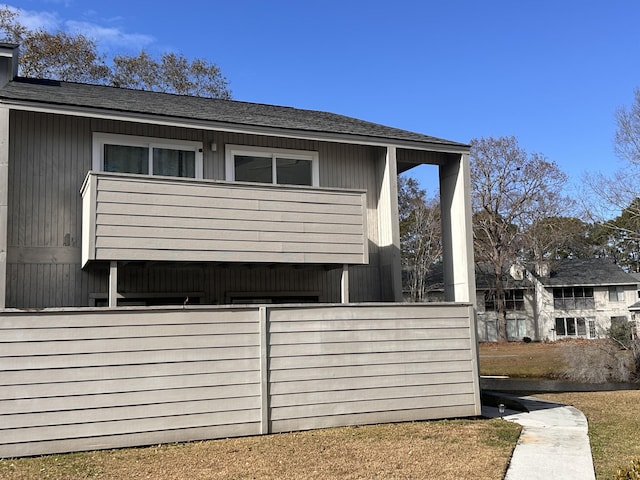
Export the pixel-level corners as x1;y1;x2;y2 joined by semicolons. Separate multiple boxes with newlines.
539;282;638;288
0;98;470;155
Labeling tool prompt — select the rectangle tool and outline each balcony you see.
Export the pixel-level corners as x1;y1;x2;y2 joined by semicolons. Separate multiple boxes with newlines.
81;172;369;267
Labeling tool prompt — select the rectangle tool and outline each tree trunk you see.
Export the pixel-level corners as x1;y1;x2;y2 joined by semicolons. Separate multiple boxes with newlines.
495;267;508;342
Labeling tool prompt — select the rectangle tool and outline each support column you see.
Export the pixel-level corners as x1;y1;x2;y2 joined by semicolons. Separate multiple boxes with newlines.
108;261;118;307
0;107;9;309
439;153;476;304
377;146;402;301
259;306;269;434
341;264;350;304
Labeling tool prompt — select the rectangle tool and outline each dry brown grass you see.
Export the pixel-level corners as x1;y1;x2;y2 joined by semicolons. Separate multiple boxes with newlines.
479;340;571;378
0;419;521;480
480;341;640;479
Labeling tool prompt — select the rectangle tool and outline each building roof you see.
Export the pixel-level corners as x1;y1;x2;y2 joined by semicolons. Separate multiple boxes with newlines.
424;263;532;291
535;258;638;287
0;77;469;152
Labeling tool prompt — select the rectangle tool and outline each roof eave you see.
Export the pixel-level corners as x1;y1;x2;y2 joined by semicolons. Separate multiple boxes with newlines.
0;97;470;154
540;281;638;288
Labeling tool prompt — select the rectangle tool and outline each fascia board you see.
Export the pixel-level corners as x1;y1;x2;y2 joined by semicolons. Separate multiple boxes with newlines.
0;98;470;156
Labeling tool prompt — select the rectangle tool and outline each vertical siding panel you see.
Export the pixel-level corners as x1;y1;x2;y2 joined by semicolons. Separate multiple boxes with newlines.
8;115;386;308
23;112;33;247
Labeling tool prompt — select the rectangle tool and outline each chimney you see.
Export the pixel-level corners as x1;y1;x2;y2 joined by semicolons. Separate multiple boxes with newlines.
0;43;18;87
509;264;524;281
535;261;550;278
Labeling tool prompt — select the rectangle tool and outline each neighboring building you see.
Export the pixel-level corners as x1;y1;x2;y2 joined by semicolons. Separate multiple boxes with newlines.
476;264;536;342
423;258;639;342
628;273;640;326
422;263;536;342
532;258;639;341
0;44;479;458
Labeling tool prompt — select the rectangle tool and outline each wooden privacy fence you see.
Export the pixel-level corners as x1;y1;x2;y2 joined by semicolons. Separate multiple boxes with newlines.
0;303;480;458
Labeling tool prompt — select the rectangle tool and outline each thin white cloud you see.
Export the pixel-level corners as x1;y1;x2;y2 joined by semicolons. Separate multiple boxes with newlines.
65;20;155;51
3;4;155;53
7;6;61;31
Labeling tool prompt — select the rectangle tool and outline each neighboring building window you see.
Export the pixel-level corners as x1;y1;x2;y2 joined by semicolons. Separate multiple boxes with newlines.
484;289;525;311
225;145;319;186
555;317;589;337
506;317;527;341
553;287;594;310
588;319;596;338
93;133;203;179
608;286;625;302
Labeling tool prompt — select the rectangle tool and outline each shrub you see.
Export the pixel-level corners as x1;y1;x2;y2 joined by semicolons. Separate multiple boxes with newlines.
609;319;635;349
561;339;635;383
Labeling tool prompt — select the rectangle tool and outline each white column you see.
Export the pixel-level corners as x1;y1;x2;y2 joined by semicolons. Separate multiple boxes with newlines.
377;146;402;301
439;153;476;304
341;264;350;303
108;261;118;307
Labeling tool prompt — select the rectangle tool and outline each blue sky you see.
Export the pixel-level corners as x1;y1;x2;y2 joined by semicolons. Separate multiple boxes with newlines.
7;0;640;198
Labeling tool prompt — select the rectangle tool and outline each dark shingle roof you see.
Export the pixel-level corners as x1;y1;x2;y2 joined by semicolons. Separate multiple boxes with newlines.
536;258;638;287
424;263;532;291
0;77;468;150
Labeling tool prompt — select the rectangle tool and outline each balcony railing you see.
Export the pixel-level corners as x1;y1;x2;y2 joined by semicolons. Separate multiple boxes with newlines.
81;172;369;267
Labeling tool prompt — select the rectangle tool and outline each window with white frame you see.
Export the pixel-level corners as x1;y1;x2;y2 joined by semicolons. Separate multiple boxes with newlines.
506;317;527;340
225;145;319;186
484;289;525;311
93;133;203;179
553;287;594;310
555;317;590;337
608;286;625;302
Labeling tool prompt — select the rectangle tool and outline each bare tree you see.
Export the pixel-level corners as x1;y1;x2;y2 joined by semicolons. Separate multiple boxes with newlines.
522;216;592;262
615;88;640;167
111;51;231;99
0;6;231;98
398;176;441;302
584;89;640;264
471;136;567;341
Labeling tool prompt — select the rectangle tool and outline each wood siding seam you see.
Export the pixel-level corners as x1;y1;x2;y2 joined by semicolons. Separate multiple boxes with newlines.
0;304;477;458
82;172;369;266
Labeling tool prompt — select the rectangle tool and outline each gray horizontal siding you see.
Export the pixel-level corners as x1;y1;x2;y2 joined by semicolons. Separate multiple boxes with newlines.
0;307;263;458
0;303;480;458
267;304;479;432
82;172;369;266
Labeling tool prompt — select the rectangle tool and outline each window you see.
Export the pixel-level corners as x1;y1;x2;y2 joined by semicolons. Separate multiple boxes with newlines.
226;145;319;186
506;318;527;341
93;133;203;179
484;289;525;311
555;317;590;337
609;286;625;302
553;287;594;310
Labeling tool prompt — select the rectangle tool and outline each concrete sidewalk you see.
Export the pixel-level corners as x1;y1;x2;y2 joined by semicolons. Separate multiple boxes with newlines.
483;395;596;480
